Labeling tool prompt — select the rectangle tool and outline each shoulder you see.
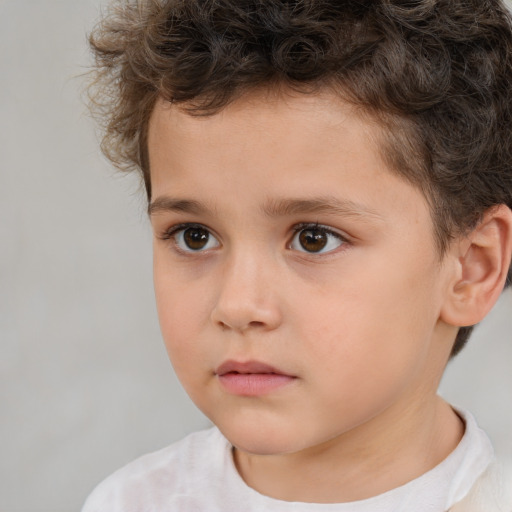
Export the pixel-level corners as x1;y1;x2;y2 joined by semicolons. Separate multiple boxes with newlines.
81;427;226;512
451;458;512;512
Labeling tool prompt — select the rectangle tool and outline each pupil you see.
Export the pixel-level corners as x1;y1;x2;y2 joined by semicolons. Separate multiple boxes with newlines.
184;228;209;250
299;229;327;252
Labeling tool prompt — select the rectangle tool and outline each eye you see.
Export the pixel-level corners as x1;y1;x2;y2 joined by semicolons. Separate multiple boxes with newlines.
169;224;220;252
290;224;345;254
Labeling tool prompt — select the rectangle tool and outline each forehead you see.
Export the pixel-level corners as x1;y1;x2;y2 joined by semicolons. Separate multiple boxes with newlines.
147;89;432;236
148;89;383;185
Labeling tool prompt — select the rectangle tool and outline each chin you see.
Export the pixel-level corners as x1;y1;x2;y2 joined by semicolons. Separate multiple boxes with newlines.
216;419;309;456
231;436;297;456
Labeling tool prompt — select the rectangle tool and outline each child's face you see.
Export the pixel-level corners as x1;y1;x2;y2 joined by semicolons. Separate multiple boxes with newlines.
148;90;457;456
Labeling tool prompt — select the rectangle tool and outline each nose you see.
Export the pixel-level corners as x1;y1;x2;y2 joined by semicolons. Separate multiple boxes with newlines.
210;250;283;333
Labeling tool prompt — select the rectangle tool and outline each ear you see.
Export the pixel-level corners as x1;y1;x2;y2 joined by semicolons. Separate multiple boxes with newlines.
440;204;512;328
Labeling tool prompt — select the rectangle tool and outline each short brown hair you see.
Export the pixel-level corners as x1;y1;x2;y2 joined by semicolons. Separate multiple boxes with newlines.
88;0;512;356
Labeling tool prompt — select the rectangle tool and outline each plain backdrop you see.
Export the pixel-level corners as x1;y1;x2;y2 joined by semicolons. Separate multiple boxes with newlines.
0;1;511;511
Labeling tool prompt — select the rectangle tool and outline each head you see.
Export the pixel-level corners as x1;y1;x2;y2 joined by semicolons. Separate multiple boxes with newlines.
89;0;512;355
87;0;512;466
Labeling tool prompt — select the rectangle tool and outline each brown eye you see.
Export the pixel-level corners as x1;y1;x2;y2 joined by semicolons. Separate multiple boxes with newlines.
173;225;220;252
183;227;209;250
290;225;344;254
299;229;328;252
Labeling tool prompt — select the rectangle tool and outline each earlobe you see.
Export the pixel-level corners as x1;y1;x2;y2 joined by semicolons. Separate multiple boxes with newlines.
440;205;512;328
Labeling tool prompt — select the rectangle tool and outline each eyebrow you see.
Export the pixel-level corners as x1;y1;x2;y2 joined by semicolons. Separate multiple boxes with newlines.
261;196;384;222
148;195;384;222
148;197;210;216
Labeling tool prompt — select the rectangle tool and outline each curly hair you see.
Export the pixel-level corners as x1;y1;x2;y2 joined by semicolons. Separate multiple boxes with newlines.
88;0;512;356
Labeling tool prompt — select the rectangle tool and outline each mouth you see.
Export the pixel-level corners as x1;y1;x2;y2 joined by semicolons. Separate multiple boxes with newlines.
215;360;297;396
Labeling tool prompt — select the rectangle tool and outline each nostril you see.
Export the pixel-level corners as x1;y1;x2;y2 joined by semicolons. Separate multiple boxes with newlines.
210;296;283;333
218;321;229;331
215;319;266;332
248;321;265;328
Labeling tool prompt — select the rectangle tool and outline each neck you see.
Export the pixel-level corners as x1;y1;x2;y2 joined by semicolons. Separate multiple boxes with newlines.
233;395;464;503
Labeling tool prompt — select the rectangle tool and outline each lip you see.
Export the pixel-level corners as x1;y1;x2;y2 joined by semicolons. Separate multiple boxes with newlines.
215;360;296;396
216;360;292;376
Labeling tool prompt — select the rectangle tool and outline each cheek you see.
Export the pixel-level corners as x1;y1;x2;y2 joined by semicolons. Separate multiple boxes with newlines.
297;258;439;385
153;263;211;362
154;280;214;401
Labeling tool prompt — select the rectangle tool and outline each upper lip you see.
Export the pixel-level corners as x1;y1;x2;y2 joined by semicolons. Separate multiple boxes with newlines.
215;360;292;376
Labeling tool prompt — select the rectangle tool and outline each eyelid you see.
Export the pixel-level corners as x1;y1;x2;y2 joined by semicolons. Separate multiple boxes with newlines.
160;222;203;239
291;222;348;239
160;222;221;253
158;221;349;255
289;222;348;254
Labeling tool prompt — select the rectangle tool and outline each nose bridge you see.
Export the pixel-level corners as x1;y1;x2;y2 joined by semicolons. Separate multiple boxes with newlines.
211;242;282;332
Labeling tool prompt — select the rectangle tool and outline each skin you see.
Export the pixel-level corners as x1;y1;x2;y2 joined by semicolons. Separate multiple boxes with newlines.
147;89;467;503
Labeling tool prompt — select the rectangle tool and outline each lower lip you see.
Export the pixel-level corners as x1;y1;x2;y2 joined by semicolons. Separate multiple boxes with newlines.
218;373;296;396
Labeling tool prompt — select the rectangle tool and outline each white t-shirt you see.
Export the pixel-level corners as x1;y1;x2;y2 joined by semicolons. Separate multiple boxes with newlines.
81;410;504;512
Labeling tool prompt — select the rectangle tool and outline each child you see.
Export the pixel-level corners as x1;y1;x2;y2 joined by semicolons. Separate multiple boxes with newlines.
83;0;512;510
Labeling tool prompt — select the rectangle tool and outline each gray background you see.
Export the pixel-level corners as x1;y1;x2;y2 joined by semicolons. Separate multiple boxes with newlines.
0;1;510;511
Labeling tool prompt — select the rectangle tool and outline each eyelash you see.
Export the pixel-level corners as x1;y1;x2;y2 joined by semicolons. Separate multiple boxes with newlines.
159;222;348;255
289;223;347;254
160;223;204;240
160;223;219;254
